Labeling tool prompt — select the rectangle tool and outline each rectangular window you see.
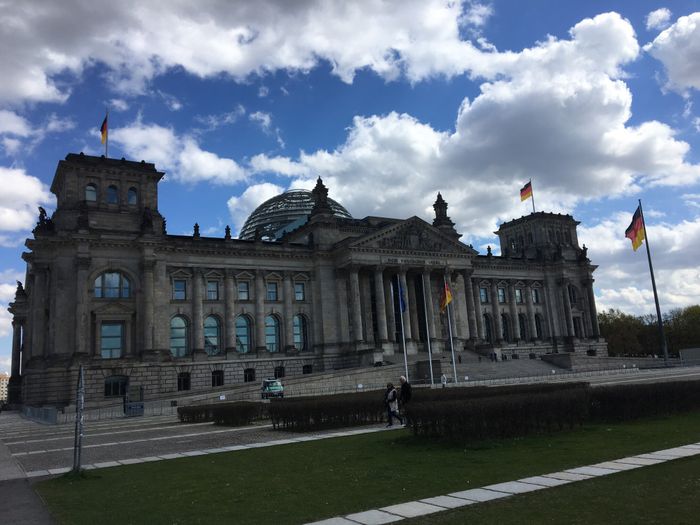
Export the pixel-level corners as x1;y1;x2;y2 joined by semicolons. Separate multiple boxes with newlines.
211;370;224;387
515;289;523;304
532;288;540;304
206;280;219;300
173;279;186;300
294;282;305;301
266;282;278;301
243;368;255;383
100;322;123;359
302;365;313;375
177;372;191;391
479;287;489;304
237;281;249;300
274;366;285;379
497;288;506;304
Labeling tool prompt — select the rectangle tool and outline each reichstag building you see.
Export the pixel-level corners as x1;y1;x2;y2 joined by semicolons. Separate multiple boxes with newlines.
7;153;606;406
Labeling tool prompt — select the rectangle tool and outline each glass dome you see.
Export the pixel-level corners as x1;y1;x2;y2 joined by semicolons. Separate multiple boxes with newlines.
238;189;352;240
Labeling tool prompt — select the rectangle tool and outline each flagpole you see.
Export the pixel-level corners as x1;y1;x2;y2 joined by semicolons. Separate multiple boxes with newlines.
443;273;458;384
421;273;434;387
530;179;536;213
105;108;109;158
638;200;669;366
394;276;409;381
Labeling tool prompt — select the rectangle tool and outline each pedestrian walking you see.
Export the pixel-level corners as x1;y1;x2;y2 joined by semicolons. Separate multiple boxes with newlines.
441;373;447;388
398;375;411;426
385;383;403;427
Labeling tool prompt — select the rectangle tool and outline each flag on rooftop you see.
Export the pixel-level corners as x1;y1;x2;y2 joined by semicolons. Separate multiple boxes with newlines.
520;181;533;202
100;114;108;145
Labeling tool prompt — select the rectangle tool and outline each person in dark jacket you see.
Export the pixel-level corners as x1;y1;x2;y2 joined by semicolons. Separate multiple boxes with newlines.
398;375;411;426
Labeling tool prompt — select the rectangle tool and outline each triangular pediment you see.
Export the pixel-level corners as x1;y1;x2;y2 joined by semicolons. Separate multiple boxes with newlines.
348;217;476;255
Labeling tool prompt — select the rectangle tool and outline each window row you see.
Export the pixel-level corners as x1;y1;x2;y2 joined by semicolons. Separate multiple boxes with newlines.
481;312;545;343
479;286;541;305
85;183;138;205
172;279;306;302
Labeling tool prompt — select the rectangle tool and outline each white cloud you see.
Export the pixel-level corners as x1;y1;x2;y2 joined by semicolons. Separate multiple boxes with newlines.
194;105;246;132
249;111;284;148
227;182;285;236
0;110;32;137
258;86;269;98
157;90;183;111
0;0;507;105
0;167;54;232
110;119;246;185
110;98;129;111
646;8;672;31
0;110;75;155
646;12;700;93
245;15;699;240
0;269;24;341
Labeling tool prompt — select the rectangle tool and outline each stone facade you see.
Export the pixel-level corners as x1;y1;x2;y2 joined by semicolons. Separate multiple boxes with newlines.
8;153;606;407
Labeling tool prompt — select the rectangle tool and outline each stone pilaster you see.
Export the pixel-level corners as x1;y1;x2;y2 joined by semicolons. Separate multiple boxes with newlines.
349;267;363;343
508;281;520;341
399;270;412;340
374;267;388;343
74;255;91;356
336;270;350;344
255;270;266;352
422;270;436;342
562;280;575;338
491;280;503;342
464;271;478;341
585;278;600;338
283;272;294;350
224;270;236;353
526;283;537;341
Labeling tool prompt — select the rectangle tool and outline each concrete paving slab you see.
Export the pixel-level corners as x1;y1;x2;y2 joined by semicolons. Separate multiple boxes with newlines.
566;466;618;477
449;488;510;502
344;509;404;524
139;456;162;462
484;481;545;494
305;518;358;525
118;458;144;465
419;495;477;509
380;501;443;518
614;456;665;466
636;453;677;460
93;461;120;468
222;445;248;452
181;451;207;457
592;461;641;471
543;471;593;481
158;453;185;460
518;476;571;487
47;467;70;475
0;440;26;480
658;447;700;457
25;470;49;478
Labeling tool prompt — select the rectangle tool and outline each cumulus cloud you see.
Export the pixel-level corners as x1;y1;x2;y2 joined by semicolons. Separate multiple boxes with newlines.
244;13;699;241
0;167;53;236
0;269;25;342
194;105;246;133
249;111;284;148
227;182;285;235
0;0;507;105
0;110;75;156
646;8;672;31
110;119;246;184
646;12;700;93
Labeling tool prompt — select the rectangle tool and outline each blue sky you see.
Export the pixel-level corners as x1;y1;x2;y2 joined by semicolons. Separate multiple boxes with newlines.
1;1;700;374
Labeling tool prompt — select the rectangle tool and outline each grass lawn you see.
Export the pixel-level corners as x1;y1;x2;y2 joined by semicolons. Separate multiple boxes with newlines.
36;412;700;525
407;454;700;525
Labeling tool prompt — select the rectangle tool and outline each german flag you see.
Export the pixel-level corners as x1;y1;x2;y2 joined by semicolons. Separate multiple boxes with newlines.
625;205;645;251
100;114;108;144
439;280;453;313
520;181;533;201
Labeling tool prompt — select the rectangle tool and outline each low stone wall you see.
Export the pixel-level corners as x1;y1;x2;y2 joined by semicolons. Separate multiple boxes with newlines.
541;354;673;371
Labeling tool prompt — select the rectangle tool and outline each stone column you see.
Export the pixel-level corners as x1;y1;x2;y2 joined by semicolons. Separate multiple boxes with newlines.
398;270;412;340
464;271;478;341
472;278;484;340
490;280;503;342
360;273;374;344
224;270;236;353
454;273;469;340
585;278;600;338
508;281;520;341
141;260;155;354
525;283;537;340
384;274;396;342
192;269;204;354
374;267;389;343
283;272;294;350
562;280;575;337
11;320;22;377
407;273;420;341
255;270;266;351
74;256;90;356
349;267;363;343
32;268;47;359
336;270;350;343
422;270;436;341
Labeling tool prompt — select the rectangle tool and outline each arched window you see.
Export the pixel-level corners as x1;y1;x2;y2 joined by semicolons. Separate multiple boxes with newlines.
85;183;97;202
265;315;280;352
204;316;220;355
235;316;251;353
170;316;188;357
107;185;119;204
127;187;138;205
518;314;528;341
501;314;510;342
535;314;544;339
293;314;308;351
94;272;131;298
483;314;492;343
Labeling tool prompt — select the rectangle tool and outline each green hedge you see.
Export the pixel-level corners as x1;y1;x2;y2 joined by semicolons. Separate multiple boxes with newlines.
178;402;264;426
268;390;386;431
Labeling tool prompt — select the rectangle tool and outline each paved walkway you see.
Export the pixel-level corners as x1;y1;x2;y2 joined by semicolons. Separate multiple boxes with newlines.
2;409;700;525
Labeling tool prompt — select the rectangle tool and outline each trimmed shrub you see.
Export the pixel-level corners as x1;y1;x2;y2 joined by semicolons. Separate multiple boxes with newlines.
178;401;264;426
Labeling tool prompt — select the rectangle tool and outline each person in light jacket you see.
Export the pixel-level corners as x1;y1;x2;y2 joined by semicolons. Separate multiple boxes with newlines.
385;383;403;427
